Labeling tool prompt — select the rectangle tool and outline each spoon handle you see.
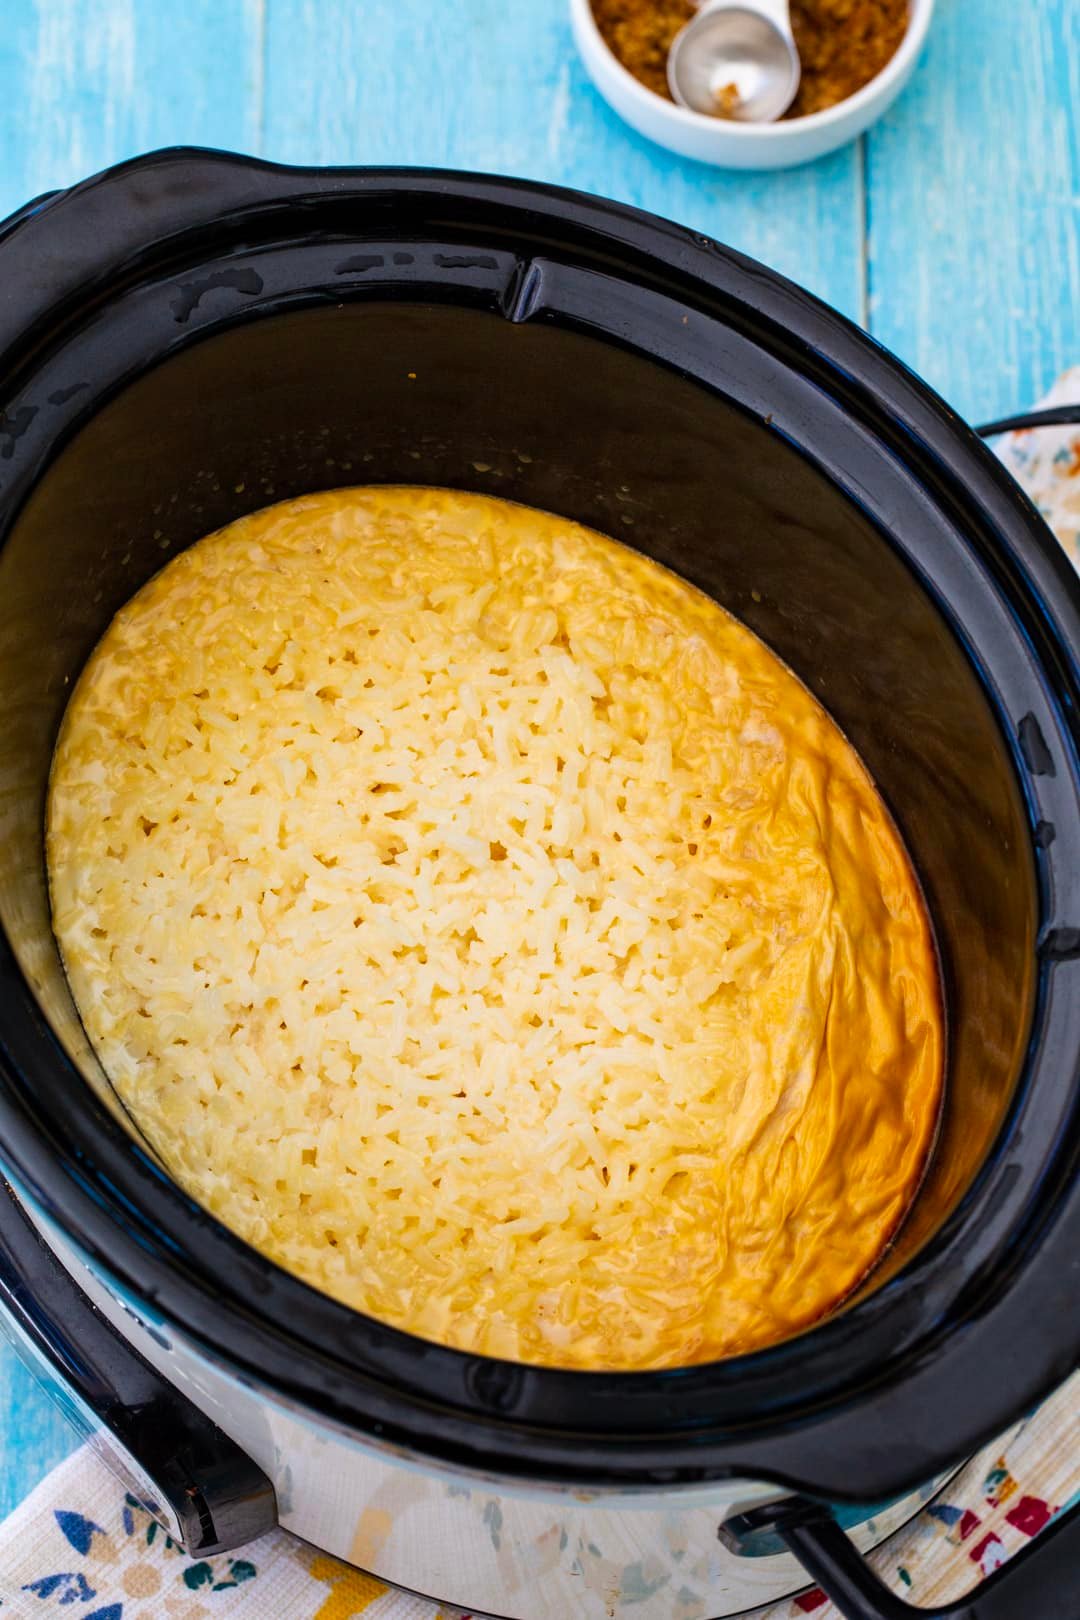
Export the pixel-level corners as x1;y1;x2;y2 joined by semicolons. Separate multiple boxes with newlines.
696;0;795;45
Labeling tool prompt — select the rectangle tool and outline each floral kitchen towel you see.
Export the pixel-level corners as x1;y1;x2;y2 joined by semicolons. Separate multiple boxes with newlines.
0;1442;431;1620
995;364;1080;572
0;375;1077;1620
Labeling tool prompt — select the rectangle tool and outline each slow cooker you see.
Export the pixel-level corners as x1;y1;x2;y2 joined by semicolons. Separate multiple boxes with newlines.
0;149;1078;1620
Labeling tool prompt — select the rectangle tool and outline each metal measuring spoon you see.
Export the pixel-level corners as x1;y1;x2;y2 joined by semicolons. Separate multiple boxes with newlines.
668;1;801;123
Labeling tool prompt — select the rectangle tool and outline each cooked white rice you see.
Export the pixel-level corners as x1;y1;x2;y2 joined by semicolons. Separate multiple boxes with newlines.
47;486;941;1368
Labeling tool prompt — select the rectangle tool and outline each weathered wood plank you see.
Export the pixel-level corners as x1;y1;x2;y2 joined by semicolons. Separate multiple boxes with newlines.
866;0;1080;422
0;1348;77;1519
0;0;264;222
263;0;865;319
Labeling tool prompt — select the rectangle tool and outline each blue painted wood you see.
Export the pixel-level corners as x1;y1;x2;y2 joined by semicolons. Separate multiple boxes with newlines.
0;1344;77;1519
866;0;1080;424
262;0;866;319
0;0;1076;1519
0;0;263;222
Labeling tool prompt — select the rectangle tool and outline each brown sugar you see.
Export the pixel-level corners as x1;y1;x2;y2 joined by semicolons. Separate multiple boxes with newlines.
713;80;743;118
589;0;696;101
589;0;910;121
788;0;910;117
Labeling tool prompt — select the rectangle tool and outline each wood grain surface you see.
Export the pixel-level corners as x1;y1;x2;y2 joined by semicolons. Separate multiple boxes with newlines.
0;0;1077;1512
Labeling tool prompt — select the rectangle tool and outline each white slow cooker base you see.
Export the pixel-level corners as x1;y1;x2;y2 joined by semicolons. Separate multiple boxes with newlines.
28;1199;949;1620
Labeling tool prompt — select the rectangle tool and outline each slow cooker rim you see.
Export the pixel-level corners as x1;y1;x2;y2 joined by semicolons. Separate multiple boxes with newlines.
0;149;1078;1502
2;146;1077;664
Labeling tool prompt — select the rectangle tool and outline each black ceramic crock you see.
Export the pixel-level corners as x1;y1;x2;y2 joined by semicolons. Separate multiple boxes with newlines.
0;149;1078;1619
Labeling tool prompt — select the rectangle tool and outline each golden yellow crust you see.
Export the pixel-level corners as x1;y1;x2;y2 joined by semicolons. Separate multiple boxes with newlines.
48;487;942;1368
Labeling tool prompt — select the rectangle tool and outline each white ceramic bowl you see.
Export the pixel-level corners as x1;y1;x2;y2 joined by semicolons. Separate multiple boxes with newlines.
569;0;935;169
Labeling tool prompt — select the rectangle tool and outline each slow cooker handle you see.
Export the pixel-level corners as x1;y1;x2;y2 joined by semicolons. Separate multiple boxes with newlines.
975;405;1080;437
0;1179;277;1555
747;1494;1080;1619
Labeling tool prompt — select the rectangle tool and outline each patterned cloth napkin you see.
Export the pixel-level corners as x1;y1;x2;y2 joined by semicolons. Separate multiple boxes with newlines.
995;366;1080;573
1;373;1077;1620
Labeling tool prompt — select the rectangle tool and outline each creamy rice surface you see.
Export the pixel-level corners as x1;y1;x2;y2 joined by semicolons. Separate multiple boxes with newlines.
47;487;942;1369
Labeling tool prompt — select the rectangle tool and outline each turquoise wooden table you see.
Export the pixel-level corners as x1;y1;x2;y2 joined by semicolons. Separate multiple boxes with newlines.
0;0;1077;1519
